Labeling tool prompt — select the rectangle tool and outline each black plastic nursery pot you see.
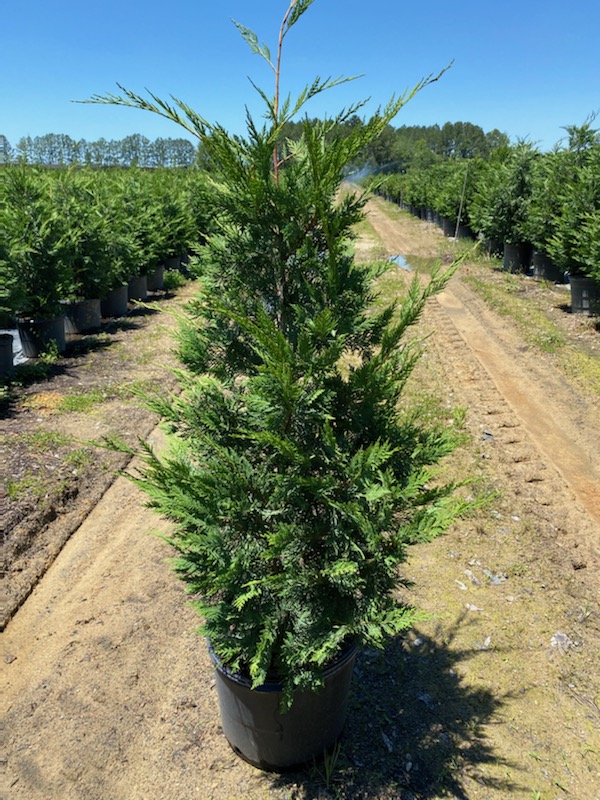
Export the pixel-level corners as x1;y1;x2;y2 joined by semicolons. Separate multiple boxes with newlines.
441;216;455;237
127;275;148;303
164;255;182;271
503;242;532;273
0;333;14;376
456;223;473;240
146;265;165;292
62;298;102;334
16;315;66;358
532;251;563;283
209;641;358;771
101;285;129;318
569;276;600;316
484;239;503;257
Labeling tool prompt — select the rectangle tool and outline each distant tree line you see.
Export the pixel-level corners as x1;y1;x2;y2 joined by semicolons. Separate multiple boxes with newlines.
0;133;197;168
0;120;509;172
278;118;510;175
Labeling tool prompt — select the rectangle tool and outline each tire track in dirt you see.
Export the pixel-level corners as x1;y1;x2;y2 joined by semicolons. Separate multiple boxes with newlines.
361;192;599;591
424;282;600;591
434;285;600;525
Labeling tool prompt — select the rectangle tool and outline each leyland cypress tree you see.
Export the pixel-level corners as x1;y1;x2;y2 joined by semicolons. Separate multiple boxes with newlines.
87;1;470;706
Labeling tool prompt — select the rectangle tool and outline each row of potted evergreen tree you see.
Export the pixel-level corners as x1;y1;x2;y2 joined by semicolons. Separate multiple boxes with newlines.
373;125;600;315
0;166;215;362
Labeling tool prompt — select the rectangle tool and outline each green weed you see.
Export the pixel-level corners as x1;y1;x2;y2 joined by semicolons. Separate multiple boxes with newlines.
7;473;45;500
113;378;158;399
64;448;93;470
10;341;62;384
56;387;108;413
311;741;342;790
17;430;72;449
163;270;187;290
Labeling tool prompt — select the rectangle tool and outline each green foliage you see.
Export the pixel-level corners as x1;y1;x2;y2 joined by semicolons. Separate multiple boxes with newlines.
375;118;599;282
470;141;539;244
0;165;217;315
522;150;563;253
163;269;188;291
90;0;470;706
544;123;600;278
129;261;465;704
0;166;73;317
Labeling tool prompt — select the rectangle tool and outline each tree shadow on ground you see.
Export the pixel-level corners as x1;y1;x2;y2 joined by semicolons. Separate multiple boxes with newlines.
272;612;522;799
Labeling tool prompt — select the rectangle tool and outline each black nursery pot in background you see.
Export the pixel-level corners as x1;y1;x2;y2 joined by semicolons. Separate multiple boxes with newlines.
127;275;148;303
146;265;165;292
16;315;66;358
0;333;14;376
101;285;129;318
503;242;532;273
532;250;563;283
62;298;102;335
569;276;600;316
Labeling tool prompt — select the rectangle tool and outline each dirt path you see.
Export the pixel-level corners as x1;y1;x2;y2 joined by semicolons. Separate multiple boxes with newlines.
4;200;599;800
364;197;600;583
435;283;600;525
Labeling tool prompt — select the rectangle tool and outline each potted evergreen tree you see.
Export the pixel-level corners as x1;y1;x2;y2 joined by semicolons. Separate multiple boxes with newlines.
469;143;537;266
523;150;564;283
484;142;538;272
545;122;600;314
87;0;471;770
147;169;195;286
55;170;110;333
1;166;71;356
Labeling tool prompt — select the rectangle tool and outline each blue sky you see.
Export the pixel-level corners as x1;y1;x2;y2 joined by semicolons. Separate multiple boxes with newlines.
2;0;599;152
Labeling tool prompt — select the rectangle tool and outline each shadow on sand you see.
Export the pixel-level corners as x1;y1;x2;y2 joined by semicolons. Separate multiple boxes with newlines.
271;612;522;799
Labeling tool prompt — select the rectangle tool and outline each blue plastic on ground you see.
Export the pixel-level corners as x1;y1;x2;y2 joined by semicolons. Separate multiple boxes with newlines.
388;255;411;271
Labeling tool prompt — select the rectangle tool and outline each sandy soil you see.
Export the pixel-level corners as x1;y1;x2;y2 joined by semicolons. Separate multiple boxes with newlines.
3;199;599;800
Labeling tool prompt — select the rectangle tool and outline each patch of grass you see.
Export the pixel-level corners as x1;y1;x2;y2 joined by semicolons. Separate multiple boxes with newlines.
56;387;109;413
463;268;600;398
113;378;158;400
463;273;567;354
132;348;158;366
23;376;165;416
373;264;412;308
559;348;600;397
64;447;94;470
353;214;381;242
309;741;343;790
9;342;62;385
373;198;410;223
6;473;46;500
507;562;530;578
16;430;72;450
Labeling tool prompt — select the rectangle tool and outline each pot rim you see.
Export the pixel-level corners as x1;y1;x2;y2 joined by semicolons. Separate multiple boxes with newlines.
16;313;65;324
207;638;358;692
